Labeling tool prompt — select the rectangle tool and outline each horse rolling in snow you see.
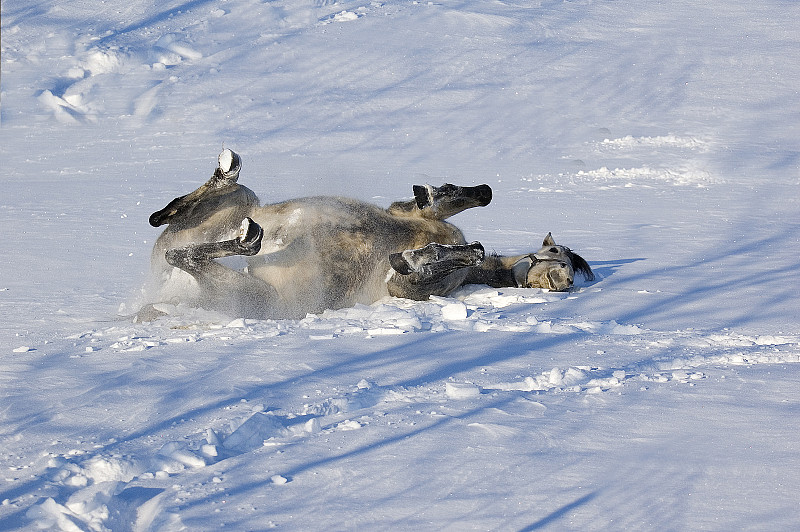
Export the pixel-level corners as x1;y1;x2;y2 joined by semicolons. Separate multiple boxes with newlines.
141;149;594;320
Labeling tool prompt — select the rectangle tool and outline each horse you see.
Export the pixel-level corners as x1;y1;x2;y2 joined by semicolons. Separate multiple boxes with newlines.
139;149;594;320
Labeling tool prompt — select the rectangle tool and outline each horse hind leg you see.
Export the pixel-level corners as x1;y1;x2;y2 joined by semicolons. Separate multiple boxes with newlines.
388;183;492;220
149;148;256;228
387;242;485;300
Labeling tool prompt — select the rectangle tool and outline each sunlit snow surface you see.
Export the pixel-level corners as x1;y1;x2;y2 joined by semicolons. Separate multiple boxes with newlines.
2;0;800;530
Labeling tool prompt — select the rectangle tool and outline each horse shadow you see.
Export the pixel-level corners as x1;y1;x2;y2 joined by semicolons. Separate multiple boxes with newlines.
587;258;646;283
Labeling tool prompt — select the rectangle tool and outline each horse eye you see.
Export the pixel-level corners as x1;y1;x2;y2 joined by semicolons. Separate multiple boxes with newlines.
549;247;558;253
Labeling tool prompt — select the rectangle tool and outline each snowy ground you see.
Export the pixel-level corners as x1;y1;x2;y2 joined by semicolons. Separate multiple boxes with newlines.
2;0;800;530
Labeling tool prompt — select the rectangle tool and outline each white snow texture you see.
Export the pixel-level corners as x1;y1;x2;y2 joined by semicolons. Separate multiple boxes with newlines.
2;0;800;530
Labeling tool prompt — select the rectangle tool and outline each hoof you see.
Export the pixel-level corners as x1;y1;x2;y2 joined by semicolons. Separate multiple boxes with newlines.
236;217;263;255
468;241;485;261
471;184;492;206
389;251;414;275
413;184;434;209
412;183;492;210
216;148;242;182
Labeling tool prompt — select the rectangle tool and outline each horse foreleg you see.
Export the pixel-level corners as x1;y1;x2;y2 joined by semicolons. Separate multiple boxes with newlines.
387;242;485;300
387;183;492;220
164;218;284;318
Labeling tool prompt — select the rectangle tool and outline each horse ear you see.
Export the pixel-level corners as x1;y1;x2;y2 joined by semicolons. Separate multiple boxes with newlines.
542;232;556;247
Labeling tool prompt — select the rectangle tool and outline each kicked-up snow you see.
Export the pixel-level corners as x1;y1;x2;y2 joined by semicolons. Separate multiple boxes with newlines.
2;0;800;530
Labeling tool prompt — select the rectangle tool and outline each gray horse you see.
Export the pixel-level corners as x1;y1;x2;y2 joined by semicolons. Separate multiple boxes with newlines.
141;149;593;320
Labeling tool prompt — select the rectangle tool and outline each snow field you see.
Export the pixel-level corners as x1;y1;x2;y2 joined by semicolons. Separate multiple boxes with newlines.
2;0;800;529
10;286;800;529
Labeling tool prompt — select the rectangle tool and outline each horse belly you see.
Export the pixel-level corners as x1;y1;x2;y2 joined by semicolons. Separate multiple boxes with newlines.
248;259;390;316
245;198;460;315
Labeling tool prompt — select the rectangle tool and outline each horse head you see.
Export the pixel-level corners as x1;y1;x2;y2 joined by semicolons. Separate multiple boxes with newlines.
512;233;595;291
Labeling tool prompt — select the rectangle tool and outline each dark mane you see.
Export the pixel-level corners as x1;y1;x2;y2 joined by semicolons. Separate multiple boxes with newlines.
566;249;595;281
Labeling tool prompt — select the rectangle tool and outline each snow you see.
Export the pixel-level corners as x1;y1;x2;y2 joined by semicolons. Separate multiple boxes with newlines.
2;0;800;530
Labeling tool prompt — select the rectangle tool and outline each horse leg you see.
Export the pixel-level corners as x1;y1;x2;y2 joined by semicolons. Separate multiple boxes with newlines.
164;218;284;318
387;242;485;300
387;183;492;220
149;149;258;229
166;216;261;268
